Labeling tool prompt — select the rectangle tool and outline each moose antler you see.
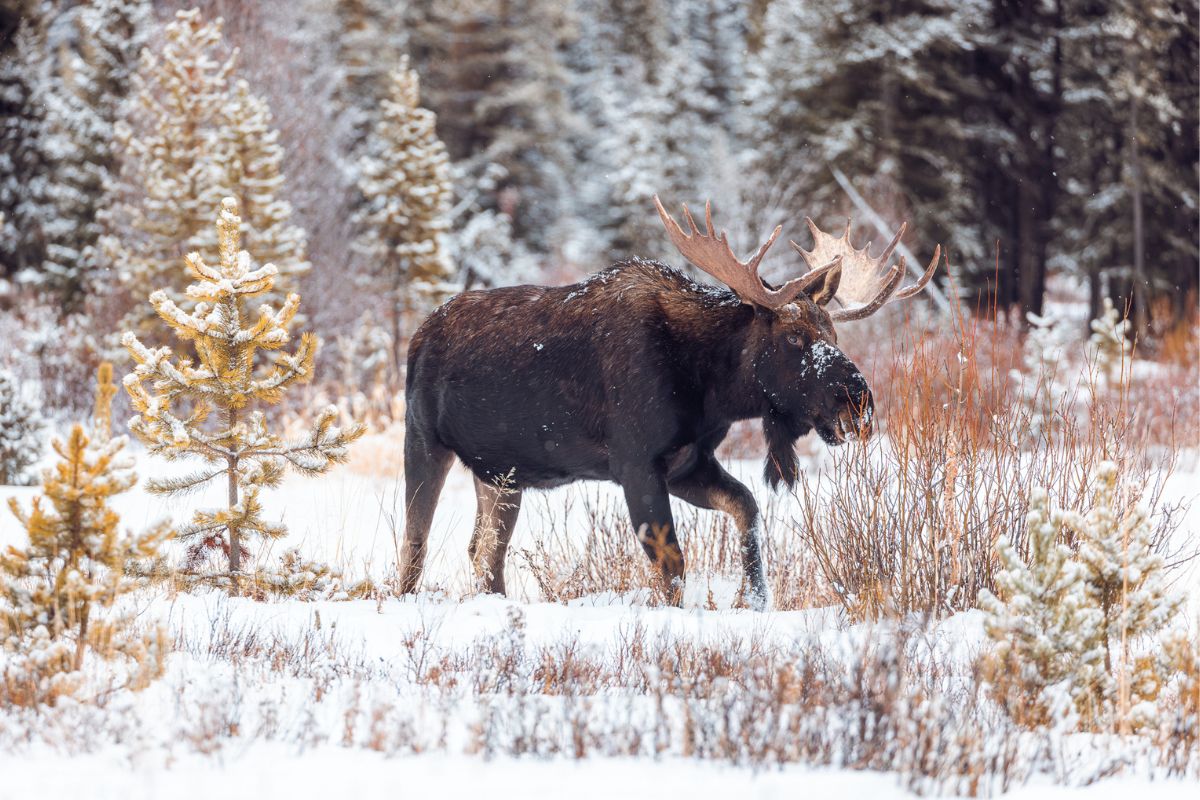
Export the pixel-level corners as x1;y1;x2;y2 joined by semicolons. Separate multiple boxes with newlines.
654;195;841;310
790;218;941;322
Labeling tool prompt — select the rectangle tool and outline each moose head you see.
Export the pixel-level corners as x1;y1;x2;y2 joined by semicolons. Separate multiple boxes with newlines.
653;196;942;485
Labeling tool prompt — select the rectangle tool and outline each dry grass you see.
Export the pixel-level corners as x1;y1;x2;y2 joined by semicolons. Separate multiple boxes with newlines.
6;601;1195;793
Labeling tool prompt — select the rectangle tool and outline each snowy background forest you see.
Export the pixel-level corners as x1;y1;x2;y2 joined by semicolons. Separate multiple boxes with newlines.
0;1;1198;798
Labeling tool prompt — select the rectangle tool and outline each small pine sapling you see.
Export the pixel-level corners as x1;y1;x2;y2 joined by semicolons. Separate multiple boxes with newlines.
1016;311;1072;439
981;462;1184;731
0;368;45;486
979;488;1106;728
1066;461;1184;728
122;197;364;584
1;365;172;706
1088;297;1133;390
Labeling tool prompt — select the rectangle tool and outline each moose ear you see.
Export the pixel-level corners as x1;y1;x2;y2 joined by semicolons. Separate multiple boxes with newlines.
806;261;842;306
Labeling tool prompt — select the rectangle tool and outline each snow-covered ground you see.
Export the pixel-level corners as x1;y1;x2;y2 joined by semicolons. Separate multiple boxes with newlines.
0;432;1197;798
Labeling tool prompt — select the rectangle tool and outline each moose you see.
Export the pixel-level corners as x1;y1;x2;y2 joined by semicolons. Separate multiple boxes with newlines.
399;197;941;608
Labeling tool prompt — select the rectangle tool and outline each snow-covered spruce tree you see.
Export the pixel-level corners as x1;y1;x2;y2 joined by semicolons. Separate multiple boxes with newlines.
981;462;1184;730
1067;461;1183;727
219;78;310;301
0;368;44;486
332;0;408;151
1;367;172;706
404;0;574;250
741;0;985;273
32;0;149;309
354;57;453;378
105;9;235;339
1088;297;1132;390
452;208;539;290
122;197;364;582
0;22;53;283
108;9;308;340
979;488;1106;728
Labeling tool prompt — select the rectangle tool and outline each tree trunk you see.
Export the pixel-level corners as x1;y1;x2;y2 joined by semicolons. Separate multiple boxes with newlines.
226;406;241;580
74;603;90;671
1129;99;1148;339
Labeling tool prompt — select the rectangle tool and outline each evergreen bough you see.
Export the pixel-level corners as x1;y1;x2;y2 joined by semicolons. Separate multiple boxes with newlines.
122;197;363;582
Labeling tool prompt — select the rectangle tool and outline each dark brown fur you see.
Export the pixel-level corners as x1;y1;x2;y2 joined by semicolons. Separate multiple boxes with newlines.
399;259;871;608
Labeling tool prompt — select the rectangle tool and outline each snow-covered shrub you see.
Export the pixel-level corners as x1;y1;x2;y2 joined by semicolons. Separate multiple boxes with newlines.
0;368;44;485
122;198;364;583
333;318;398;426
1161;630;1200;769
247;548;371;601
1089;297;1132;389
1;369;172;707
981;461;1183;730
1015;311;1073;437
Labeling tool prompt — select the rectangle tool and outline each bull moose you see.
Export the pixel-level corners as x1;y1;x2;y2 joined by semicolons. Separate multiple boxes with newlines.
399;197;942;608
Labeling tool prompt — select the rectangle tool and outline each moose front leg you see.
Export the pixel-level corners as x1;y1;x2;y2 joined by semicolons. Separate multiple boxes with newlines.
618;469;684;606
669;456;769;610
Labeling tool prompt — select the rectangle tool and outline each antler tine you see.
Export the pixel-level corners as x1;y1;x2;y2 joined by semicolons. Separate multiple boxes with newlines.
875;222;906;270
830;258;905;322
653;194;793;309
790;247;844;293
894;245;941;300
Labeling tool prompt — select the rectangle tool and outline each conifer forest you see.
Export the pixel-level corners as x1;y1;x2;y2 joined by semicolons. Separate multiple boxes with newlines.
0;1;1197;797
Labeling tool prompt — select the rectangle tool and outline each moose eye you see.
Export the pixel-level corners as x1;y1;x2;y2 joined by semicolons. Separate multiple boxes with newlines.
786;334;803;346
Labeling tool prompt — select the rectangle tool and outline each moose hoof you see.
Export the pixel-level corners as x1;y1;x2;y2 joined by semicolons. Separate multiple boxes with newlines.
743;579;771;612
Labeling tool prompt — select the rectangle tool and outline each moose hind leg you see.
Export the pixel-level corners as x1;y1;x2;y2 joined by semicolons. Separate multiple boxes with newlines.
469;475;523;595
399;435;454;594
669;457;769;610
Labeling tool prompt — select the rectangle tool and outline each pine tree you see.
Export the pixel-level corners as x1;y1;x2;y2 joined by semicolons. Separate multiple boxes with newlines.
979;488;1106;727
452;208;538;290
93;361;118;441
1055;0;1199;335
108;10;309;339
0;23;52;283
122;197;364;581
404;0;575;250
1066;461;1184;727
1;366;172;705
32;0;149;308
354;58;453;378
981;463;1184;729
105;9;236;337
331;0;408;151
1017;311;1072;438
742;0;984;275
0;368;44;486
219;78;310;296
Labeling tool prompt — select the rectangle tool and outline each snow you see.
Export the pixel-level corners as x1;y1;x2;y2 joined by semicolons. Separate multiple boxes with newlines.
1;439;1197;795
7;751;1199;800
